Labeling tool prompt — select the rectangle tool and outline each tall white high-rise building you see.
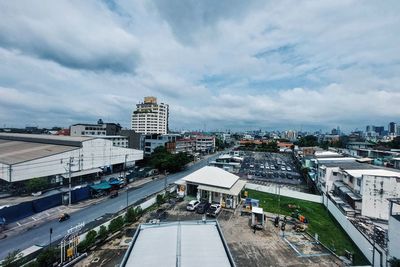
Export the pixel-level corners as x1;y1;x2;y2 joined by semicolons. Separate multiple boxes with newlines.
131;96;169;134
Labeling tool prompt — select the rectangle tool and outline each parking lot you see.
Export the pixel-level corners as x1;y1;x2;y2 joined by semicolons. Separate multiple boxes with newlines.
239;152;304;186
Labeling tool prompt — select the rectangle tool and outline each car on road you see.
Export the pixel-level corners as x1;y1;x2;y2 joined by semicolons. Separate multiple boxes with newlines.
196;201;211;214
59;213;70;222
186;200;200;211
206;204;221;217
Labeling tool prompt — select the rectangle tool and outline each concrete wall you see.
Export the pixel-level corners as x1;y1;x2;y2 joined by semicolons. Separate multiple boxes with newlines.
245;183;323;203
362;175;400;220
388;214;400;260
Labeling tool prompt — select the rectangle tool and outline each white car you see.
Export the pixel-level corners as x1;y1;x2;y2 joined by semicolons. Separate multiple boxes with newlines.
287;166;292;171
206;204;222;217
281;166;286;171
186;200;200;211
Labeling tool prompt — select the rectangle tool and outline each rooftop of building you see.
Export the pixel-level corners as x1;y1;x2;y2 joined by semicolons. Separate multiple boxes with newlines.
344;168;400;178
0;133;97;165
314;151;343;158
120;220;234;267
321;161;377;169
181;166;240;189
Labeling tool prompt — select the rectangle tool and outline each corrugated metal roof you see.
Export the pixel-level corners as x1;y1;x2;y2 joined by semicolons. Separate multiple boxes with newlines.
0;139;78;165
182;166;239;189
122;221;234;267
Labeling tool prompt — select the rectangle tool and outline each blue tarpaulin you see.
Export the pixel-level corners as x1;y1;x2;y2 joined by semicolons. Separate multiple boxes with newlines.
90;181;111;190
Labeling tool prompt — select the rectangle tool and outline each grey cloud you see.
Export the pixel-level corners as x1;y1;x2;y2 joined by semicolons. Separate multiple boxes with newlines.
0;1;140;73
151;0;262;44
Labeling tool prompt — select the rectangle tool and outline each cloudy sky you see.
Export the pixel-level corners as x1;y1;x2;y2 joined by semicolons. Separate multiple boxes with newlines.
0;0;399;132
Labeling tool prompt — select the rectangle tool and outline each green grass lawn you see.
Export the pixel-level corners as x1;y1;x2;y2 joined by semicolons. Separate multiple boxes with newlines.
247;189;369;265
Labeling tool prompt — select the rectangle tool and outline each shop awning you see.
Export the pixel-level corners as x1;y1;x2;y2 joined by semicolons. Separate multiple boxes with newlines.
70;168;102;178
90;182;111;190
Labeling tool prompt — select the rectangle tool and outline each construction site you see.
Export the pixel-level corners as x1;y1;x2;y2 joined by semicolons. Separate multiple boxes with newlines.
76;195;345;267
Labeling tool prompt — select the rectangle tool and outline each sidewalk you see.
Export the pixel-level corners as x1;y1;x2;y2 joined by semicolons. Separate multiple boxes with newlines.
0;175;160;239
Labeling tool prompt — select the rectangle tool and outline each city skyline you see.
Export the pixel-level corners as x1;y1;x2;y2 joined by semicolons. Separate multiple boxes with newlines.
0;1;400;131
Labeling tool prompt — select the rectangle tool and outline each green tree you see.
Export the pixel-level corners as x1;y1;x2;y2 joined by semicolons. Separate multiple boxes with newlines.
0;250;21;267
156;194;164;206
85;230;97;247
125;207;137;223
108;216;124;233
389;257;400;267
97;225;108;240
25;178;48;193
36;248;58;267
297;135;318;147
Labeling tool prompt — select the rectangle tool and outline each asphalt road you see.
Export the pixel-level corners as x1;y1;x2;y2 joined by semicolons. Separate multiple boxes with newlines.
0;153;220;260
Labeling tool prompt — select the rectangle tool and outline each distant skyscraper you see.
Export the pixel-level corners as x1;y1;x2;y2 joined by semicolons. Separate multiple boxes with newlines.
131;96;169;134
389;122;397;134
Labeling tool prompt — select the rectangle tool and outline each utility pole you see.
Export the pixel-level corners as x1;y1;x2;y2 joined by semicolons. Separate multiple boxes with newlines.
8;165;12;183
68;157;72;206
372;224;376;267
124;154;128;209
49;228;53;247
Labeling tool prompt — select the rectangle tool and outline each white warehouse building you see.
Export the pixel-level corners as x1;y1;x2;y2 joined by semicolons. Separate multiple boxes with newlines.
0;133;143;184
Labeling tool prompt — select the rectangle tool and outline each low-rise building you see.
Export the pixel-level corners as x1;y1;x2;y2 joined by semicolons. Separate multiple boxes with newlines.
143;134;179;156
0;133;143;185
176;166;246;209
70;120;121;136
209;154;243;173
120;220;235;267
175;138;196;154
388;199;400;261
195;136;215;154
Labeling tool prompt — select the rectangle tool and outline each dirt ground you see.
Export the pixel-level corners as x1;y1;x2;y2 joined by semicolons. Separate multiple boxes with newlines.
76;200;344;267
218;209;344;267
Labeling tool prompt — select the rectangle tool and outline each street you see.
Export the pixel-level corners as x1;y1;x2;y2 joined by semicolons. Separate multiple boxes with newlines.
0;153;220;260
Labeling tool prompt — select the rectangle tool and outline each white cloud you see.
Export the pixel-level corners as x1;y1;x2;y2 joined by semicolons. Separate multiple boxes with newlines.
0;0;399;131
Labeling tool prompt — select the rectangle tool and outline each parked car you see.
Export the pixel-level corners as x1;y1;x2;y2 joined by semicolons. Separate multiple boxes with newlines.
281;166;286;171
287;166;292;171
186;200;200;211
59;213;70;222
196;201;211;214
206;204;221;217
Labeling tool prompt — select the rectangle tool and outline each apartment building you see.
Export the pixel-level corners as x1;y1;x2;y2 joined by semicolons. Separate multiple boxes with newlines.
143;134;178;156
195;136;215;154
69;121;140;148
70;120;121;136
175;139;196;154
131;96;169;134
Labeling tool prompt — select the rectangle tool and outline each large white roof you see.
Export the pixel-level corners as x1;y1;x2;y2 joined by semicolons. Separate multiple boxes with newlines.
344;169;400;178
182;166;239;189
123;221;233;267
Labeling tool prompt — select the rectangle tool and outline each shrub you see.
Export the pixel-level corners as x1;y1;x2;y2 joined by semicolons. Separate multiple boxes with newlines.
0;250;21;267
97;225;108;240
108;216;124;233
36;248;58;267
156;194;164;206
125;207;136;223
85;230;97;247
